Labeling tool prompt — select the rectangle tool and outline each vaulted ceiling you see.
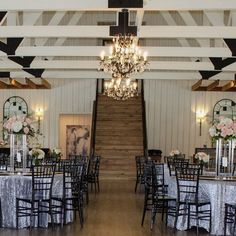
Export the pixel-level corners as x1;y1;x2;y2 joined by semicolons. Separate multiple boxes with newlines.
0;0;236;83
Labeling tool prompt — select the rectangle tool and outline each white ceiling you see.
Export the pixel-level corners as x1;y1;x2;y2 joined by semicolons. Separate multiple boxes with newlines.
0;0;236;80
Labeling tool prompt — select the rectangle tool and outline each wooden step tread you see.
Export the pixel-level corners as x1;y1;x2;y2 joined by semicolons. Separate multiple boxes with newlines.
95;150;143;156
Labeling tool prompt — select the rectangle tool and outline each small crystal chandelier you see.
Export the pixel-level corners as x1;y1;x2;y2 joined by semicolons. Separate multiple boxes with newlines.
103;77;138;101
99;35;148;79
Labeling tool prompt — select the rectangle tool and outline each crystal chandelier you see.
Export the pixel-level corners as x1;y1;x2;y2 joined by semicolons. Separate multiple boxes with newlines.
103;77;138;101
99;35;148;79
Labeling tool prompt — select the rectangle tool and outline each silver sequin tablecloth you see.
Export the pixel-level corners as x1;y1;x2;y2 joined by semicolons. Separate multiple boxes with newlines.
0;173;73;228
164;167;236;235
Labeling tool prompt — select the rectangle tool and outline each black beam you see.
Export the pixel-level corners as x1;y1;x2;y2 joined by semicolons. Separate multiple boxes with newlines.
9;56;35;67
23;68;44;77
0;72;10;78
0;38;23;55
199;70;221;80
210;57;236;70
224;39;236;56
110;9;137;36
0;41;8;54
108;0;143;8
0;11;7;22
7;38;23;55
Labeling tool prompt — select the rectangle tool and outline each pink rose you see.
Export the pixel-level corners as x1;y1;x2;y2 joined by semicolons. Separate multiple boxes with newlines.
23;127;29;134
221;126;229;138
217;123;225;130
25;118;32;124
226;128;233;136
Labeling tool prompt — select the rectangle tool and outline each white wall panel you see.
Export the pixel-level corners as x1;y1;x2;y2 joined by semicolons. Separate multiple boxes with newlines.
144;79;236;157
0;78;96;148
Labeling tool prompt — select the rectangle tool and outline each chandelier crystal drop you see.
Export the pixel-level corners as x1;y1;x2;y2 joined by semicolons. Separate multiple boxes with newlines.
99;35;149;79
103;77;138;101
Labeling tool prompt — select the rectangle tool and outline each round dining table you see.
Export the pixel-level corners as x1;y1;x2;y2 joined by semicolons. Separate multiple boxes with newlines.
164;166;236;235
0;171;73;228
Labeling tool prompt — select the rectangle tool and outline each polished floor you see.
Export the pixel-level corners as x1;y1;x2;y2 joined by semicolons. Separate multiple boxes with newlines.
0;179;210;236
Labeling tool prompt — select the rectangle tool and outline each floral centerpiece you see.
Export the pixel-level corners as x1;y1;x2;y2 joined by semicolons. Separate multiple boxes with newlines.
29;148;45;165
169;149;181;157
0;140;7;146
3;114;36;136
50;148;62;160
209;116;236;141
195;152;209;167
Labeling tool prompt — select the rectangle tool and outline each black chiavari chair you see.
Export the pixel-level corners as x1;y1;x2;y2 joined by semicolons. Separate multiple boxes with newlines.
16;164;56;229
141;160;153;226
135;156;146;193
224;203;236;235
167;167;211;235
52;161;85;227
87;156;101;193
151;163;176;229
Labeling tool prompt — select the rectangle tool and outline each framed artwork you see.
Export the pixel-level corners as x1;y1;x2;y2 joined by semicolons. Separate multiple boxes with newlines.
66;125;90;157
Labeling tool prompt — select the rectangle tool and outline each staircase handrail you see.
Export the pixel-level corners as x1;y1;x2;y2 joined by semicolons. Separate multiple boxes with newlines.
141;80;148;157
90;79;99;157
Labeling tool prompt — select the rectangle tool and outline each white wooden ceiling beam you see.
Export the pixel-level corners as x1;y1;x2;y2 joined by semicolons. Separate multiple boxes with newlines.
8;70;235;80
0;60;216;71
178;11;209;47
160;12;190;47
2;60;236;72
10;70;202;80
9;46;231;58
135;10;144;32
0;0;236;11
1;26;236;38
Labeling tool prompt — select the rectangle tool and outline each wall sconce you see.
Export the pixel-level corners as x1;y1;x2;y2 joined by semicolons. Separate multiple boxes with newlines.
35;108;44;134
196;110;206;136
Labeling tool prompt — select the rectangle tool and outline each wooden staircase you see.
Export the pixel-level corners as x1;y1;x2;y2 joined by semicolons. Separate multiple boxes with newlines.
95;94;144;179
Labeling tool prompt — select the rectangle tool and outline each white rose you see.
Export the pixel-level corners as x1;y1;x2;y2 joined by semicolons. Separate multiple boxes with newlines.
37;149;45;159
209;127;216;137
12;121;23;133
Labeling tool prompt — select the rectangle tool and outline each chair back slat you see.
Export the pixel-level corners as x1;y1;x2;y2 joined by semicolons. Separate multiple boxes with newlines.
175;167;200;203
167;159;189;176
32;164;56;200
63;162;84;197
135;156;146;177
152;163;166;195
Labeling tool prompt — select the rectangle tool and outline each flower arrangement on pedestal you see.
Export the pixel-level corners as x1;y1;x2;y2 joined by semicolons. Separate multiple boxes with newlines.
209;116;236;175
195;152;209;167
169;149;181;157
209;116;236;141
29;148;45;165
3;114;36;136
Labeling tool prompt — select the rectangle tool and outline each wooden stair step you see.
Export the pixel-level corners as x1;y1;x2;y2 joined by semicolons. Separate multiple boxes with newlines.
95;150;143;157
95;130;143;136
96;116;142;120
96;121;143;127
96;144;143;149
96;136;143;142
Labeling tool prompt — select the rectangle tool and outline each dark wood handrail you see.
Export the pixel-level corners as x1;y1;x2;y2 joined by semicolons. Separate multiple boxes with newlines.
90;79;99;157
141;79;148;157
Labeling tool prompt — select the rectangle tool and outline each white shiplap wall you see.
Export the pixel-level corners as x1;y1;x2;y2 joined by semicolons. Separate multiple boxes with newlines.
0;78;96;148
144;79;236;157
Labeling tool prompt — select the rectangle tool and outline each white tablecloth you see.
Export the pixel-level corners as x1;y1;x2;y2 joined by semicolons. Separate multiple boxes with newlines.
0;173;73;228
164;165;236;235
